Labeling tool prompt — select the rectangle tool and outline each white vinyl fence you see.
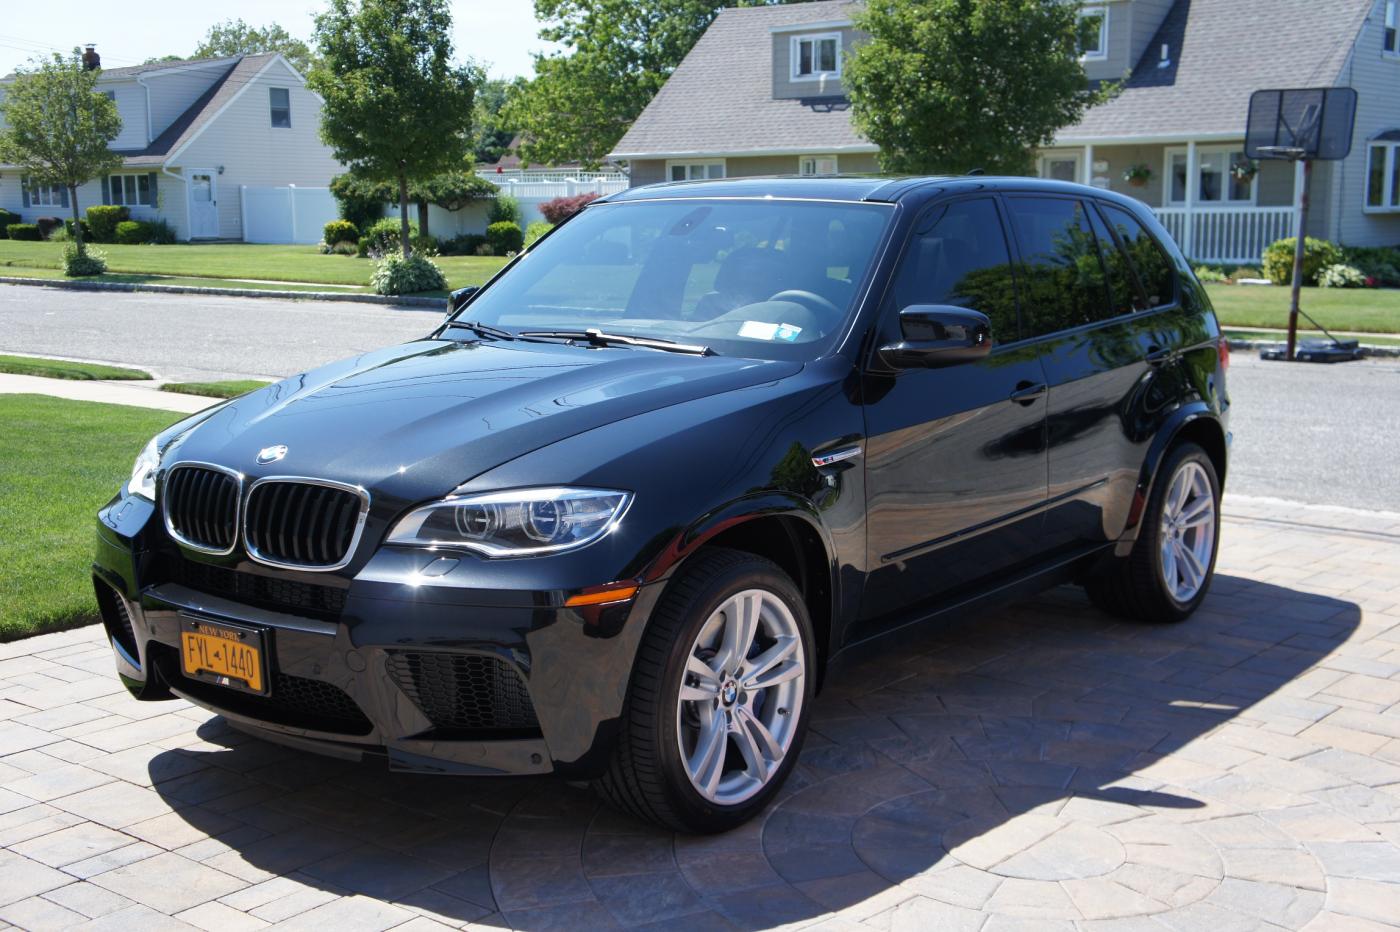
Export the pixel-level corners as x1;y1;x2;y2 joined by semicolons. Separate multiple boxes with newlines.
241;185;339;244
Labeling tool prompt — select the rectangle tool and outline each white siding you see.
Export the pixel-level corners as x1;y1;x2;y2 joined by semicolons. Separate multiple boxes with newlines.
170;59;343;240
104;80;149;149
1128;0;1176;66
144;61;233;139
1333;0;1400;246
0;172;184;239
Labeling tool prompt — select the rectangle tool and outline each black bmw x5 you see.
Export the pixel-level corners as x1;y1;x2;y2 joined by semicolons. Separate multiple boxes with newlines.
94;176;1230;832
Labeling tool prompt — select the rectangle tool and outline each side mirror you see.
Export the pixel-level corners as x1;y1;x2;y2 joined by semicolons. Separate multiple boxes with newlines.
878;305;992;369
445;285;478;318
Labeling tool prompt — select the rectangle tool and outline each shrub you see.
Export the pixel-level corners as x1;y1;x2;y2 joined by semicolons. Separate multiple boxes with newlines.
440;233;486;256
525;221;553;248
35;216;63;240
64;218;91;242
114;220;154;245
488;194;521;225
486;221;523;256
1318;263;1370;288
1261;237;1343;286
62;242;106;276
1342;245;1400;287
6;224;41;241
538;193;600;225
0;209;18;238
86;205;130;243
356;235;372;258
1194;265;1229;284
362;216;418;255
332;240;358;256
370;250;447;295
323;219;359;245
144;218;177;245
475;242;494;256
411;233;440;255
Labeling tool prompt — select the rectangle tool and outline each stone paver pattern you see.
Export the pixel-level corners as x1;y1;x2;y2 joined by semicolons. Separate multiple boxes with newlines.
1;496;1398;930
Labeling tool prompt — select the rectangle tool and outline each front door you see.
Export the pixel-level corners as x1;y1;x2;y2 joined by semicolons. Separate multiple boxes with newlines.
189;170;218;238
859;197;1049;630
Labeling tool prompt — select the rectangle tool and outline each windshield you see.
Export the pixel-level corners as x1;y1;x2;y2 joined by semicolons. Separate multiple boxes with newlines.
455;198;893;360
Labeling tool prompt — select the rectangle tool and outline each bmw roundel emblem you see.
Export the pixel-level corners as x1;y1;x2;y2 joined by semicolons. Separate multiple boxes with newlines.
256;444;288;465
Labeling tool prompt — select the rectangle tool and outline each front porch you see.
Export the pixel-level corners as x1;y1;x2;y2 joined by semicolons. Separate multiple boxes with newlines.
1039;138;1320;266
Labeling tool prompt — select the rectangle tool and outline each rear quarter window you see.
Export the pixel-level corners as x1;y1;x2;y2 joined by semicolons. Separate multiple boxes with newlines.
1100;204;1177;308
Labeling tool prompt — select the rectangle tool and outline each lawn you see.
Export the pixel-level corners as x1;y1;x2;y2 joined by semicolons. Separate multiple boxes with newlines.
1206;284;1400;334
162;380;271;399
0;395;178;640
0;241;508;294
0;354;152;380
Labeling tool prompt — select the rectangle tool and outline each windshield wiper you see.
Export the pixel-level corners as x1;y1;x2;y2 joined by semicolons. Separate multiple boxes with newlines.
518;328;714;356
440;320;518;342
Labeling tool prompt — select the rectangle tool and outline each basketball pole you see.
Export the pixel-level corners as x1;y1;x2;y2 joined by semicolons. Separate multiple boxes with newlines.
1286;157;1312;362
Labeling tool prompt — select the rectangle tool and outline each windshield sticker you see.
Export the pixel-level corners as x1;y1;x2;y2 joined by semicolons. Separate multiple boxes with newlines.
738;321;804;341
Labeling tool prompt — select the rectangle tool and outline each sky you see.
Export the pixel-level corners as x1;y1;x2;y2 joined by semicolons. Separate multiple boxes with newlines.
0;0;560;79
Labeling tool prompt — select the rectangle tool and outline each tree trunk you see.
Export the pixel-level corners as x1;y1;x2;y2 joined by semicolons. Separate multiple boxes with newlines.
417;200;430;240
69;185;84;254
398;172;412;258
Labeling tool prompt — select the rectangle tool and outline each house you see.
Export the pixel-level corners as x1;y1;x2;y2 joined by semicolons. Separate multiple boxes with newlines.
0;48;342;242
610;0;1400;265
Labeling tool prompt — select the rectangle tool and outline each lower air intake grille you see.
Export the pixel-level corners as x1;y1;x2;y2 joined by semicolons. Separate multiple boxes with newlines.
164;465;241;553
269;672;370;731
95;582;138;656
245;480;365;570
163;556;347;620
386;652;539;734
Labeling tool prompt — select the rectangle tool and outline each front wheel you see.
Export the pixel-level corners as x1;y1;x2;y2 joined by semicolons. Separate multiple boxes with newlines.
594;548;815;833
1086;442;1221;623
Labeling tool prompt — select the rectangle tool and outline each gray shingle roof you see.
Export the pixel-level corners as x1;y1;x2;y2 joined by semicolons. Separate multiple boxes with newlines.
1058;0;1372;142
95;56;240;79
609;0;871;159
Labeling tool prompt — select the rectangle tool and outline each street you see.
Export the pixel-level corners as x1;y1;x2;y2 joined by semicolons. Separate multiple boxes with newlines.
3;283;1398;511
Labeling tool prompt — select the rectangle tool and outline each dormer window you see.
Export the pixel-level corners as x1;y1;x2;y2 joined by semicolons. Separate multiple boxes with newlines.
792;33;841;81
1385;0;1398;56
1079;5;1108;60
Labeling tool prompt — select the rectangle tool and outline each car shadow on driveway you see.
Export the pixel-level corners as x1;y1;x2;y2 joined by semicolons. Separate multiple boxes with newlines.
147;574;1366;929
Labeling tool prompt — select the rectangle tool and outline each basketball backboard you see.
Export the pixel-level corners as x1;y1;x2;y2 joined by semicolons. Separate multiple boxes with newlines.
1245;88;1357;161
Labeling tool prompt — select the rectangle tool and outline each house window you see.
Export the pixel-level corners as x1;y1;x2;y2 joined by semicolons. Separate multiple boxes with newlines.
107;174;152;207
1165;147;1254;205
791;33;841;80
1365;133;1400;210
1079;6;1108;60
1040;154;1081;182
269;87;291;128
800;156;838;175
23;178;66;207
1386;0;1398;55
667;160;725;182
102;90;115;101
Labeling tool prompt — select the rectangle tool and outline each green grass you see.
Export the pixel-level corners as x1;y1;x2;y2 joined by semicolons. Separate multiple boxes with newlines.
1223;328;1400;347
1206;283;1400;334
0;241;507;294
0;354;152;380
0;395;179;640
161;380;271;399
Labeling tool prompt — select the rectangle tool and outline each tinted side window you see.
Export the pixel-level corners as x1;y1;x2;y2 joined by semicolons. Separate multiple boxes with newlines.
1007;196;1112;338
1086;205;1141;316
1101;205;1177;308
887;198;1020;345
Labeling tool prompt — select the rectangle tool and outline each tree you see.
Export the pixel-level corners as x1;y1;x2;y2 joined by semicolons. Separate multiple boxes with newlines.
845;0;1110;176
0;51;122;255
194;19;316;75
309;0;475;257
471;74;525;164
503;0;783;169
331;170;498;238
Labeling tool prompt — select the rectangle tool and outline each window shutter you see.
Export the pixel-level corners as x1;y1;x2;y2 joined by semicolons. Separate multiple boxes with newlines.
147;172;158;207
21;178;30;209
101;176;111;206
59;186;69;208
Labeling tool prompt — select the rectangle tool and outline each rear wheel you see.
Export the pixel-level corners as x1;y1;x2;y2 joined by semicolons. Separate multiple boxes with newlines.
594;548;814;833
1086;442;1220;623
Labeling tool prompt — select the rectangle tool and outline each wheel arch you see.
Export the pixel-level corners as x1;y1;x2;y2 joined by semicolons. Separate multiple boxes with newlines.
1117;403;1228;553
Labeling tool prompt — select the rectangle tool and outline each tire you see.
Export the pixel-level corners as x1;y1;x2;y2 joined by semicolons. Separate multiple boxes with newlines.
594;547;816;833
1085;442;1221;624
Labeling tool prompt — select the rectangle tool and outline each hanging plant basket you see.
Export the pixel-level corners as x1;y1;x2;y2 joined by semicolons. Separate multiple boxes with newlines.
1231;158;1259;183
1123;163;1153;187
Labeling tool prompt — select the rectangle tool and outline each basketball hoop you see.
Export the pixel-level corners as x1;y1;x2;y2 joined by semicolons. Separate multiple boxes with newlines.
1254;145;1307;161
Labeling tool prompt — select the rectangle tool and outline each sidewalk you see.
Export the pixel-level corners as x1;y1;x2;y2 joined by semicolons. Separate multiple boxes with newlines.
0;374;214;413
0;498;1396;929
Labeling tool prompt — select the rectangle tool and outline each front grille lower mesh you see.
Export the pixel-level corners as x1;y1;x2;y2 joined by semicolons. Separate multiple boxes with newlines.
386;652;540;734
245;481;362;569
162;556;347;620
164;466;240;552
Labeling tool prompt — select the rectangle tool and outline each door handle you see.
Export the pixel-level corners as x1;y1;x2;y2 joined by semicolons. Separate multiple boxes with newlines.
1146;346;1172;366
1009;381;1047;405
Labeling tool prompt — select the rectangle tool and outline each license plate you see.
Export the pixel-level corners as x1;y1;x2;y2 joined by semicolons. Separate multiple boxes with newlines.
180;619;267;694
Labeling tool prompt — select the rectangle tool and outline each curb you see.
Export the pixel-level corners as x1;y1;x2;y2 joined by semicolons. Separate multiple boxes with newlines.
0;275;444;309
1225;337;1400;358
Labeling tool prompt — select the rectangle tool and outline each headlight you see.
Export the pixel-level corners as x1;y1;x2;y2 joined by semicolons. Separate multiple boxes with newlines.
387;487;632;557
128;437;160;501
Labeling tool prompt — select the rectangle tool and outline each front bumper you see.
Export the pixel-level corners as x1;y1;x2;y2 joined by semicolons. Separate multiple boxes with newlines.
93;494;660;779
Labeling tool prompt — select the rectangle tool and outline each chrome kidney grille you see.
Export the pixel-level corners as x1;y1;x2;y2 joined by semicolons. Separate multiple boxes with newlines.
163;464;242;554
243;479;369;571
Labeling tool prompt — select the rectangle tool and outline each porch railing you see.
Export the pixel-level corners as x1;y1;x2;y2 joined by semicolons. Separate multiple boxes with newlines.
476;169;630;199
1152;206;1296;266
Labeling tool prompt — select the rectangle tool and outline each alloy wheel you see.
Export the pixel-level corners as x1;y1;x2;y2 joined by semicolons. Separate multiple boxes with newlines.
675;588;806;806
1158;460;1216;603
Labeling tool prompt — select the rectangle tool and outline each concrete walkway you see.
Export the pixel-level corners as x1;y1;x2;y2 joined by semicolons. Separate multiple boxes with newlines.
0;375;214;413
0;497;1397;929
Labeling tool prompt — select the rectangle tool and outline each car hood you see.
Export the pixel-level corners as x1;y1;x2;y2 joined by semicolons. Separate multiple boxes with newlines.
171;338;802;504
